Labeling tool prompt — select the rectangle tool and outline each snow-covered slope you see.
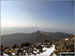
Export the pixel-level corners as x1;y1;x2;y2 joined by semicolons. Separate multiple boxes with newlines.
29;45;55;56
36;45;55;56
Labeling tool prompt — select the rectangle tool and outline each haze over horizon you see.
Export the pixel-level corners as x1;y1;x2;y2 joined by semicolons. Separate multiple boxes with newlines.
1;1;74;35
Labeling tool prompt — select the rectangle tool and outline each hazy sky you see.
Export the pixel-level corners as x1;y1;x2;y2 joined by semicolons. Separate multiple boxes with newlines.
1;0;74;34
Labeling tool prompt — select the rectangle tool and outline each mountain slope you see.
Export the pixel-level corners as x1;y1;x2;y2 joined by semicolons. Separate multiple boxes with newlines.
1;31;71;46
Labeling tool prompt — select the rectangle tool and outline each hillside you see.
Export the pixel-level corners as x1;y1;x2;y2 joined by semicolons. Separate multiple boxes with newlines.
54;35;75;52
1;31;71;46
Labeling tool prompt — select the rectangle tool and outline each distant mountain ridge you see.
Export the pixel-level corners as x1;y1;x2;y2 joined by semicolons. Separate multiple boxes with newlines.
1;31;72;46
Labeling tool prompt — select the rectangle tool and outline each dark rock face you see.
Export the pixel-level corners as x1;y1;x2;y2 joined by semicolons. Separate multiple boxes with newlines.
1;31;71;46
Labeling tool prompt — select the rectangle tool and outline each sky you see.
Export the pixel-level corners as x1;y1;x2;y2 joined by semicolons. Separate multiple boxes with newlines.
1;0;74;34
